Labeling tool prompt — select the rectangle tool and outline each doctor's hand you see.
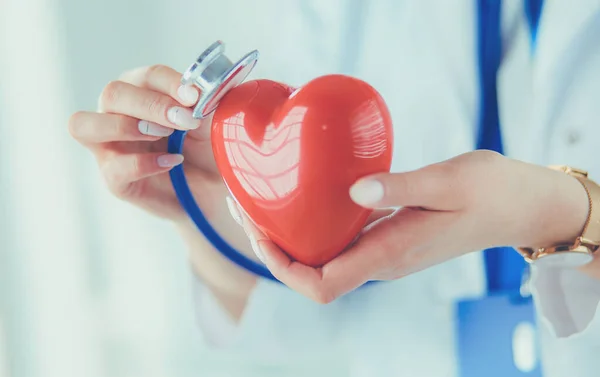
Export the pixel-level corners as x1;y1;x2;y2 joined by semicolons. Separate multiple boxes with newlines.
232;151;591;304
69;64;224;220
69;65;260;318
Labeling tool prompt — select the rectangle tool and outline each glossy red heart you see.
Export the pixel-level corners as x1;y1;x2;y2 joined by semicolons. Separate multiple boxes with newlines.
211;75;394;267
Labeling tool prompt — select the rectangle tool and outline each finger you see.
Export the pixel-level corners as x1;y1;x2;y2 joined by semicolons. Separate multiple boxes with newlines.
119;64;199;106
236;211;338;303
325;208;455;283
183;111;213;143
232;205;397;303
349;162;464;210
256;233;368;304
98;80;202;131
257;243;340;304
308;209;397;291
259;239;340;303
69;111;174;144
225;196;243;225
100;152;184;198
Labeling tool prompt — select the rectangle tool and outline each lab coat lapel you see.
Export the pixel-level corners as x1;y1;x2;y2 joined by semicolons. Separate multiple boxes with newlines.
524;0;600;164
532;0;600;126
275;0;347;84
535;0;600;78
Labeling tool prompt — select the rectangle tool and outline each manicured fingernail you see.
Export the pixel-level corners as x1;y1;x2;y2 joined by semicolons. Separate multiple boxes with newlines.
138;120;173;137
177;85;199;104
167;107;199;129
157;154;184;168
350;179;384;206
249;235;266;264
225;196;242;225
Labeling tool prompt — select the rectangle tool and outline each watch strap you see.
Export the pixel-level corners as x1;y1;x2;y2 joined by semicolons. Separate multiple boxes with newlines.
517;165;600;265
577;175;600;245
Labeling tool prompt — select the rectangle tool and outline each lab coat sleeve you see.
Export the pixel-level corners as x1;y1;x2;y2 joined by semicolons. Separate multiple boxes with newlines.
191;272;349;362
530;266;600;338
191;276;240;347
524;0;600;341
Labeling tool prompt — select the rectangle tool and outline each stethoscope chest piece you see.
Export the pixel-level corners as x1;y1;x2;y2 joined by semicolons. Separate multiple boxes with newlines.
182;40;259;119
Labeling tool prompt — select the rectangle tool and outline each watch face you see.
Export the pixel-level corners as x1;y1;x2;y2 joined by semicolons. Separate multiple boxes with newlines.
533;251;594;268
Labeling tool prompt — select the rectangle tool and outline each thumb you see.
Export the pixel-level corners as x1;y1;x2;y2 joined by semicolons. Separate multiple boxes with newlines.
349;163;463;210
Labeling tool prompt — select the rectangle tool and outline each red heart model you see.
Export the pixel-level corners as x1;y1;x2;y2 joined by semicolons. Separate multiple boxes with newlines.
211;74;394;267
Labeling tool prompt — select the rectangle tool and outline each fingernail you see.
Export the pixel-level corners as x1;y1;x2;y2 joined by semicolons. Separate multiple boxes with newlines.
349;179;384;206
249;235;266;264
167;107;199;129
157;154;184;168
177;85;199;104
225;196;242;225
138;120;174;137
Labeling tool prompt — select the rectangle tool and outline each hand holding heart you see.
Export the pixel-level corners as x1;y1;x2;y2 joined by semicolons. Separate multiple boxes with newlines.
230;151;590;303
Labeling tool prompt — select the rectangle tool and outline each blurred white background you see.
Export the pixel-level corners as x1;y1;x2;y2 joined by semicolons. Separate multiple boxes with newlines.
0;0;291;376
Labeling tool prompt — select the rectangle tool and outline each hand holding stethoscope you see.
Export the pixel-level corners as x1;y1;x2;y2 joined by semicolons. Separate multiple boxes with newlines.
68;62;263;292
69;64;215;219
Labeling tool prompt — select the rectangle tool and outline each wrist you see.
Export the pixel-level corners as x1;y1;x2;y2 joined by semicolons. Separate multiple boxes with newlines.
175;220;257;318
539;168;590;247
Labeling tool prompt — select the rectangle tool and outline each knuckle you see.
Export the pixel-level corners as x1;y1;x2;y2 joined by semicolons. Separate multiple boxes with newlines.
457;150;502;177
442;162;464;188
118;65;143;81
100;159;124;198
468;150;505;197
396;174;418;197
117;69;133;81
430;160;466;200
473;149;503;164
99;80;123;110
372;234;399;265
142;94;171;119
99;155;142;199
144;64;168;82
312;287;335;305
67;111;86;138
129;154;144;178
114;115;133;138
444;150;505;204
438;159;462;179
371;220;416;268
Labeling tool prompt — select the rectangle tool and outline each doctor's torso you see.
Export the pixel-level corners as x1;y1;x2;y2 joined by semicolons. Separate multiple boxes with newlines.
195;1;600;376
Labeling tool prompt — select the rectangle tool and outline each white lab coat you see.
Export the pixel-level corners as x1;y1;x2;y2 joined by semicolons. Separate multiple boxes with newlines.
191;1;600;376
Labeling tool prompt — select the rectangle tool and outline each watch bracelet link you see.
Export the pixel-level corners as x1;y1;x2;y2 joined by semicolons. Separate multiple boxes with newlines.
516;165;600;264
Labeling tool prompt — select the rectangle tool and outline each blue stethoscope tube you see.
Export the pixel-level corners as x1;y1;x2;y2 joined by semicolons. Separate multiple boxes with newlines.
167;130;279;282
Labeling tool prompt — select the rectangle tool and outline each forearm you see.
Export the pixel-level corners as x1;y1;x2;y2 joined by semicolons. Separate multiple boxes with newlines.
175;203;259;321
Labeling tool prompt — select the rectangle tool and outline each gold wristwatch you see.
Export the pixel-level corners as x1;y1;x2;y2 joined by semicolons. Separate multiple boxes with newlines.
516;165;600;268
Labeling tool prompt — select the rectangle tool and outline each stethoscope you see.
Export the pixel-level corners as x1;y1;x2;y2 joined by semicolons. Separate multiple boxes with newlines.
168;0;548;287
